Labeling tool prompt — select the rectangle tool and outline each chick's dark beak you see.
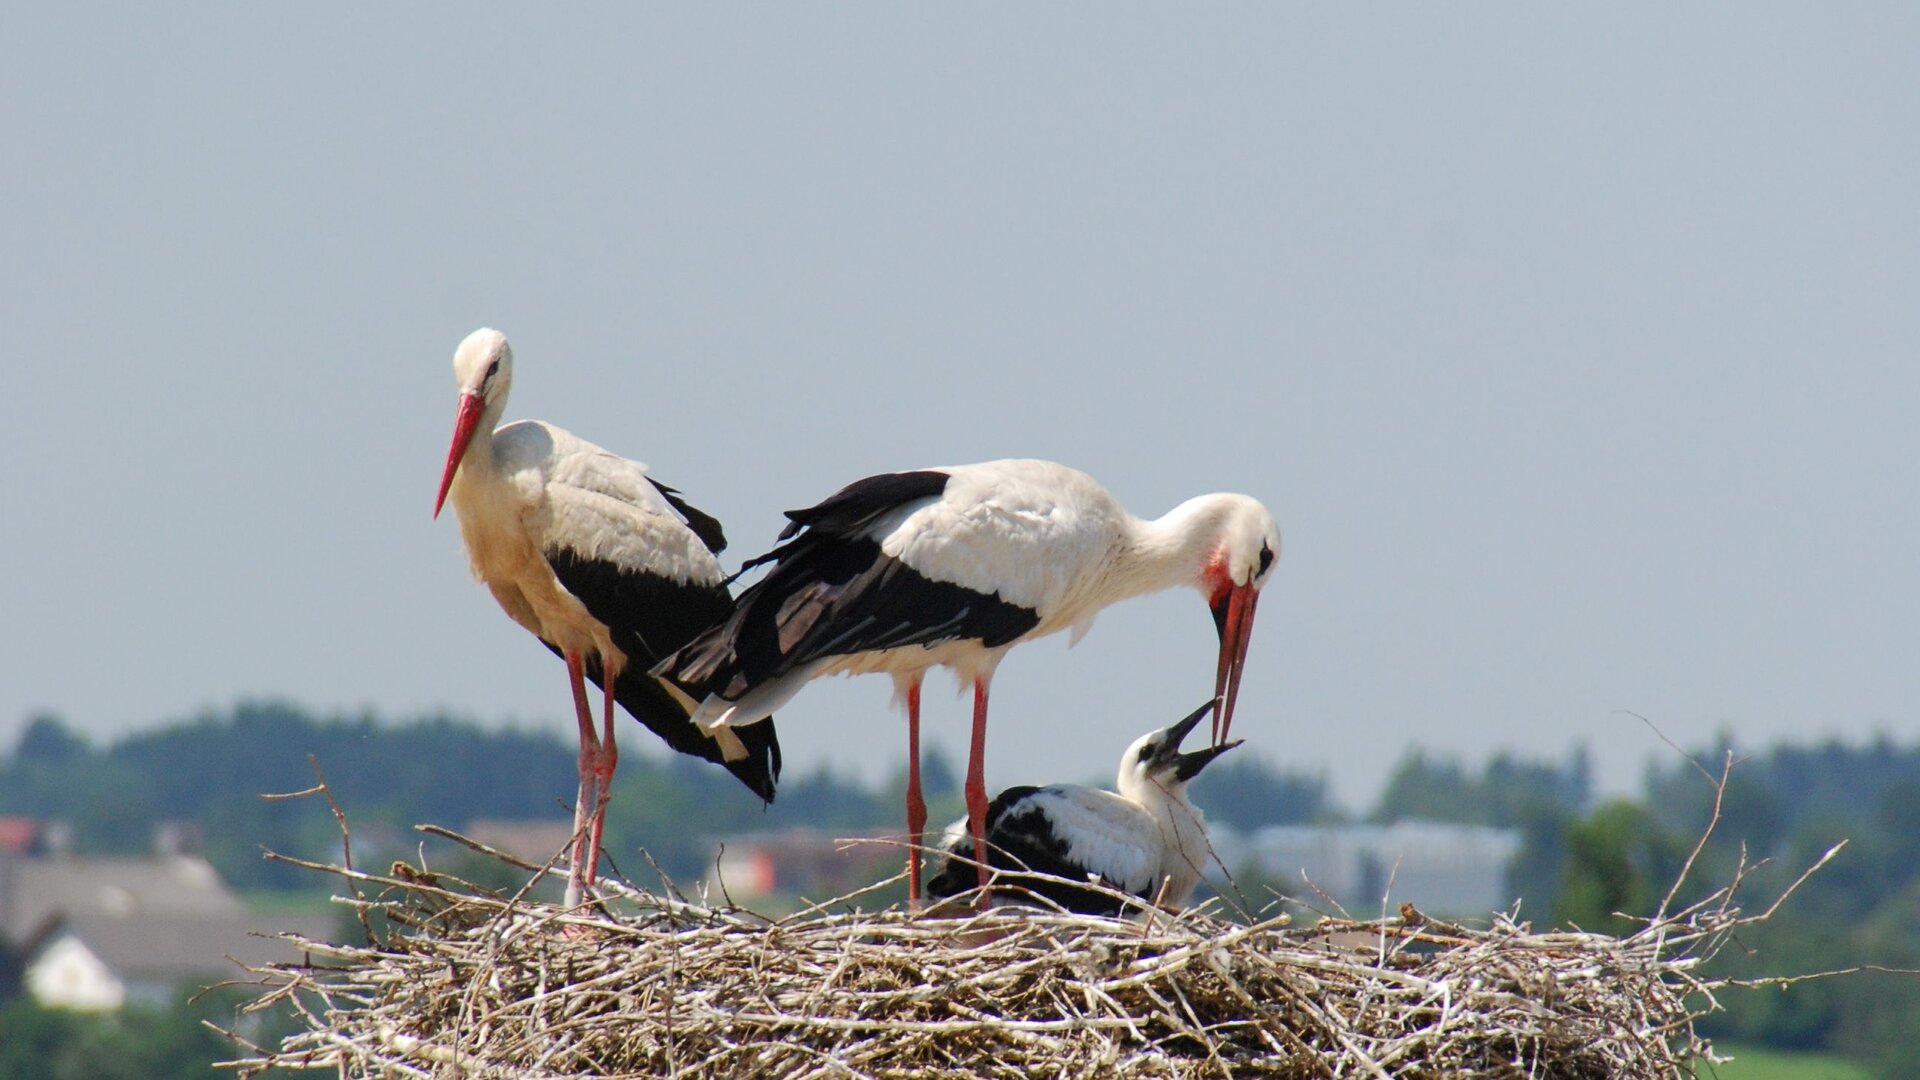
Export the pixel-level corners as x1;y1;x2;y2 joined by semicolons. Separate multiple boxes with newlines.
1152;696;1221;765
1173;739;1243;783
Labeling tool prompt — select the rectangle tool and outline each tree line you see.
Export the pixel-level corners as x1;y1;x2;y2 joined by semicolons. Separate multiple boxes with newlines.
0;703;1338;891
1372;736;1920;1075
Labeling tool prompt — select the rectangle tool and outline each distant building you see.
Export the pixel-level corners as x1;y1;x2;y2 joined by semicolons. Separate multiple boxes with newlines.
150;820;205;857
706;828;903;902
0;814;42;857
0;852;334;1011
1212;821;1523;918
0;818;41;856
0;852;244;941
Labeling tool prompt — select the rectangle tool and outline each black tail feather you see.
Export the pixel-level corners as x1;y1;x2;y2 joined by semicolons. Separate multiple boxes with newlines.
542;642;781;804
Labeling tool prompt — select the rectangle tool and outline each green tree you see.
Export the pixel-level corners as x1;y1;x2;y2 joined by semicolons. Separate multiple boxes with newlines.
1371;749;1473;823
1503;797;1574;921
1371;746;1589;827
1553;800;1682;934
1190;754;1333;830
0;989;278;1080
1834;879;1920;1077
14;713;90;766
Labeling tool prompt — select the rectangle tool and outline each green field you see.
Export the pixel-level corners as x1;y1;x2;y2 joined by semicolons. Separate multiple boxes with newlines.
1694;1043;1874;1080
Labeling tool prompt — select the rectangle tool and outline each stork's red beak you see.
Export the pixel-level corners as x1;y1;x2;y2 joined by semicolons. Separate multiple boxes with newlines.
1208;583;1259;745
433;391;486;518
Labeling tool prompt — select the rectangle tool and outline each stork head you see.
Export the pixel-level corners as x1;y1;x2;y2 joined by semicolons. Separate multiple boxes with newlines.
434;328;514;517
1117;697;1243;801
1196;494;1280;746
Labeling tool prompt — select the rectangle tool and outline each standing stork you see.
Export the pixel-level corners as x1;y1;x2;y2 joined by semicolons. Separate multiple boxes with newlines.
925;697;1240;915
655;459;1278;903
433;328;780;907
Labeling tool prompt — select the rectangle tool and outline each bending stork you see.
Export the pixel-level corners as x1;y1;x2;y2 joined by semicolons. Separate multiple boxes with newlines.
656;459;1278;904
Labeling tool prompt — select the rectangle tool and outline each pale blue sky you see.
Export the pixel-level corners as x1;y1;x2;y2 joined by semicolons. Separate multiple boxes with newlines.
2;6;1914;809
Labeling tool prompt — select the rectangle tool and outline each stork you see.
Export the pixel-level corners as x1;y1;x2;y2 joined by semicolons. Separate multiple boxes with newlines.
925;697;1239;914
433;328;780;907
655;458;1278;903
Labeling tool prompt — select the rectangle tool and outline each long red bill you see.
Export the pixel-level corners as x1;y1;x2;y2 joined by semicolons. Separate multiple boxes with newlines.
433;392;486;518
1210;585;1259;745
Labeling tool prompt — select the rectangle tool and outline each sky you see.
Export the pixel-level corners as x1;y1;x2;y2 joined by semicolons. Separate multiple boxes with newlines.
1;6;1914;813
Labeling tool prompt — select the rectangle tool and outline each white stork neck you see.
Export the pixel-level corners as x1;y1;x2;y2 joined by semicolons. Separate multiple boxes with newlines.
1111;495;1236;602
445;397;511;519
1118;763;1194;811
1124;771;1211;894
461;396;509;473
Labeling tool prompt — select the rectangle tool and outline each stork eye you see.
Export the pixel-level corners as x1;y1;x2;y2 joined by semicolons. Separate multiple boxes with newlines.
1257;542;1274;576
1137;744;1156;763
485;359;501;381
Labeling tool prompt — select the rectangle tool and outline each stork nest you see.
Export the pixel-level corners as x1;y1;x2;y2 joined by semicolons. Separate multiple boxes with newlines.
210;811;1836;1080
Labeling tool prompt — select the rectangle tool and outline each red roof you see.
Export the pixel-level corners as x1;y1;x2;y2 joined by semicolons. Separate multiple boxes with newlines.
0;817;38;854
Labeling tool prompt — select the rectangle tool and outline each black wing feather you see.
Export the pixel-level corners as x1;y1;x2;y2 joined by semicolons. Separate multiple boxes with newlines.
662;535;1040;698
538;639;781;802
925;787;1132;916
647;479;728;555
546;549;734;667
737;469;952;575
545;548;781;803
778;469;951;539
659;467;1039;696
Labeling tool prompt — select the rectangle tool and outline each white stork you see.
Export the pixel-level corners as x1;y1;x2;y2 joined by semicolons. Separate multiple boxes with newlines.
432;328;780;907
655;458;1279;903
925;697;1239;914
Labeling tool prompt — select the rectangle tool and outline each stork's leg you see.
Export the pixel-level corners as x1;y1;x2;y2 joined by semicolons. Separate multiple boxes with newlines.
966;678;993;904
902;676;927;907
583;670;620;891
563;650;600;909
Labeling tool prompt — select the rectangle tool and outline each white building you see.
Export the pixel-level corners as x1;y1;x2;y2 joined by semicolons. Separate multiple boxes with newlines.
1;853;334;1011
26;933;123;1010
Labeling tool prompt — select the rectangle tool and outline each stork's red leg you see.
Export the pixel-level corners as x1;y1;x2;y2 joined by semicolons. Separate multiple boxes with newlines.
584;672;619;890
563;649;599;908
966;678;993;904
903;676;927;906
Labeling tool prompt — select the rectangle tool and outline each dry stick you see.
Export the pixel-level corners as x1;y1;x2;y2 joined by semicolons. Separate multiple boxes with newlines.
1655;750;1736;929
417;822;547;873
434;823;594;1080
259;758;374;943
1746;840;1847;925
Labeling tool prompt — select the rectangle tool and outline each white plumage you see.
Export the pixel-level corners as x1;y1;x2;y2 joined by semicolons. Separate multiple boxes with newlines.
448;420;724;670
874;460;1119;621
658;459;1280;903
495;422;729;598
433;328;780;907
927;698;1240;914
